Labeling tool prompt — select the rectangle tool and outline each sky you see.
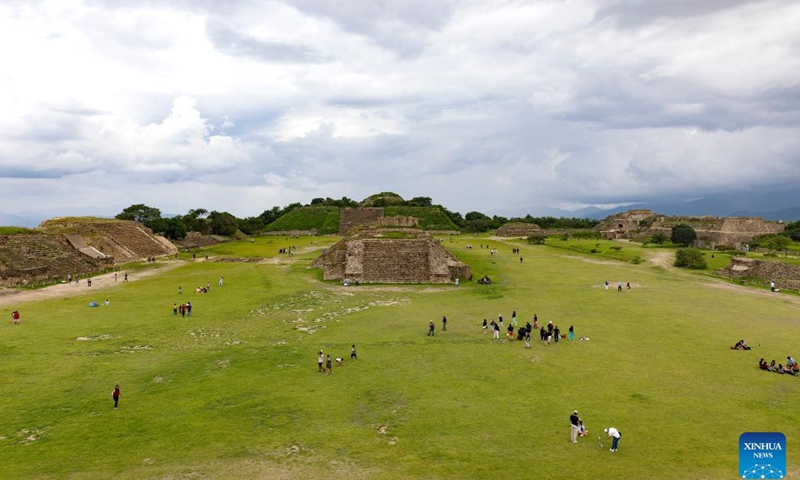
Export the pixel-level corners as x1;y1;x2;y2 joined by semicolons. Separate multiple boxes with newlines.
1;0;799;222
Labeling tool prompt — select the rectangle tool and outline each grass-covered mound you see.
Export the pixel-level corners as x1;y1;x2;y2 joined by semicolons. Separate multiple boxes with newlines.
264;206;340;234
2;235;799;479
384;206;460;231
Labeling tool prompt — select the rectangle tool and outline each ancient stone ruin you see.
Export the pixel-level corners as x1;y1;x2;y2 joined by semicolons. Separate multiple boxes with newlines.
313;227;470;284
0;218;177;287
716;257;800;292
496;222;543;237
595;210;785;248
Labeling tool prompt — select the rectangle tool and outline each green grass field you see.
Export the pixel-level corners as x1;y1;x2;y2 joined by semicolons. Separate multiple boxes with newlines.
2;235;799;479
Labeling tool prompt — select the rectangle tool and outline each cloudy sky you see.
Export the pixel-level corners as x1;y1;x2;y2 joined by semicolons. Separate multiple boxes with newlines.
1;0;799;222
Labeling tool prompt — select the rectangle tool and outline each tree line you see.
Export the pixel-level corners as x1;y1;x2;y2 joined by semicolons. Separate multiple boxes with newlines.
114;198;600;240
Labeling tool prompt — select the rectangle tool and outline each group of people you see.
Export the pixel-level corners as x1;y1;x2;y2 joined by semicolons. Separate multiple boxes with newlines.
480;312;575;347
172;302;193;317
317;345;358;374
604;280;631;292
570;410;621;451
759;356;798;375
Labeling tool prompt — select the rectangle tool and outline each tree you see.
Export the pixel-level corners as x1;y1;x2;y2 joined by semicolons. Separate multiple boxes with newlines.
310;198;325;205
407;196;432;207
527;234;546;245
650;232;667;245
163;217;187;240
761;235;789;255
671;224;697;247
208;211;238;236
783;221;800;242
674;248;707;269
115;204;162;227
237;216;265;235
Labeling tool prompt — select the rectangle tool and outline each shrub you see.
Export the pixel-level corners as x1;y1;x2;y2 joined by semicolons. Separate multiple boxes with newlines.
715;244;735;252
609;246;622;251
650;232;667;245
526;235;546;245
631;256;644;264
590;248;599;253
674;248;707;269
671;224;698;247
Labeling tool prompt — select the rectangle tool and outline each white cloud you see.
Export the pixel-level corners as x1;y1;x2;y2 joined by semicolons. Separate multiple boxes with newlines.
0;0;799;220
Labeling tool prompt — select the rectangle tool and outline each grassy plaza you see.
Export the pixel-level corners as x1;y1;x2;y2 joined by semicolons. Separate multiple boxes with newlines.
2;235;798;479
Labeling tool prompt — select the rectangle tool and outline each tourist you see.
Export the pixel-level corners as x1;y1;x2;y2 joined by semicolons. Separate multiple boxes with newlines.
540;327;547;345
180;303;186;318
104;299;110;306
124;272;128;282
173;303;178;316
498;314;503;327
604;427;621;451
626;282;631;292
492;321;500;340
112;385;121;409
87;277;92;287
525;321;532;335
335;357;344;366
617;282;622;292
326;355;333;374
787;356;796;368
605;280;609;291
569;325;574;341
578;419;589;437
533;314;538;328
218;276;224;287
570;410;580;443
12;310;20;325
186;302;192;317
350;345;357;360
511;310;517;327
113;273;117;282
178;285;182;294
318;351;325;372
507;323;514;339
768;360;777;372
482;319;488;334
428;320;435;336
442;316;447;332
525;331;531;349
554;325;560;344
759;358;768;370
771;281;776;292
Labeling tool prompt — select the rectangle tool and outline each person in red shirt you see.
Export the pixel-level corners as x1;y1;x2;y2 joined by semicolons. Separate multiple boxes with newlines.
112;385;121;409
12;310;20;325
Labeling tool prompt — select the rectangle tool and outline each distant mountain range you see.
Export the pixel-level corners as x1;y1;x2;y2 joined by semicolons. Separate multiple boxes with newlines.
579;188;800;221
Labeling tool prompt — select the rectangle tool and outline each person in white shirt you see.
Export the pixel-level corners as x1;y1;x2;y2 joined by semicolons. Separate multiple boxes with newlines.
604;427;621;451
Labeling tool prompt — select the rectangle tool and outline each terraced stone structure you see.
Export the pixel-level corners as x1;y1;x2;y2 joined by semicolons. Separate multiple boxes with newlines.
0;234;111;286
496;222;543;237
313;227;470;284
0;218;177;286
596;210;784;248
716;257;800;292
39;218;177;262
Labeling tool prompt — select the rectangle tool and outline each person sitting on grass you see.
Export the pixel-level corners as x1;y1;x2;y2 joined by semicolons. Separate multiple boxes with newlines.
768;360;777;372
777;364;785;374
759;358;769;370
731;339;751;350
578;419;589;437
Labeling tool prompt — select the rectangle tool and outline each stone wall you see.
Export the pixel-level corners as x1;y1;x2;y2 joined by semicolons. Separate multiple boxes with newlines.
496;223;542;237
715;257;800;291
313;229;471;284
339;208;384;235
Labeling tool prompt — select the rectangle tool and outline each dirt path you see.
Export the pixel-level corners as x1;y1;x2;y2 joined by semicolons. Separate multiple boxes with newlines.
0;261;184;308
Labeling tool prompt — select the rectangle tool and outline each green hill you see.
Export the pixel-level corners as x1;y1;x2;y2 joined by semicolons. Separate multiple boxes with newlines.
384;206;460;230
264;206;340;234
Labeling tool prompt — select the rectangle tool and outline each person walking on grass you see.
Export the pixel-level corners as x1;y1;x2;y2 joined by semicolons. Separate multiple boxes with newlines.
326;355;333;374
482;318;488;334
173;303;178;316
604;427;621;451
569;325;574;341
442;316;447;332
12;310;20;325
570;410;580;443
318;351;325;372
428;320;435;336
350;345;357;360
112;385;121;409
